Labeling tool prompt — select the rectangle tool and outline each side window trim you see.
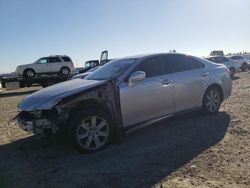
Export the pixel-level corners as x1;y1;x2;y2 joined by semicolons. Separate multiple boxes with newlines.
49;57;62;63
123;56;167;82
134;56;166;79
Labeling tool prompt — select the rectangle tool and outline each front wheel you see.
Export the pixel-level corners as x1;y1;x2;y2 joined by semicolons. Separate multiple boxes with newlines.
202;87;222;114
69;108;114;153
24;69;36;78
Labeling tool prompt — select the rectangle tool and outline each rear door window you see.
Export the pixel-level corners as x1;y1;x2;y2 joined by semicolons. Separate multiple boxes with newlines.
168;54;205;73
49;57;62;63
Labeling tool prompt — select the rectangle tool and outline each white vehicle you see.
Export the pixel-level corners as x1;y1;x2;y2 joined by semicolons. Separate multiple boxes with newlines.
227;55;249;72
206;56;241;78
16;55;75;78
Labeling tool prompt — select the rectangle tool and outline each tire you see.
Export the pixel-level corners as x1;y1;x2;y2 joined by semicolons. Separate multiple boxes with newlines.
202;86;222;114
229;67;235;79
241;63;248;72
60;67;70;76
23;69;36;78
69;108;114;153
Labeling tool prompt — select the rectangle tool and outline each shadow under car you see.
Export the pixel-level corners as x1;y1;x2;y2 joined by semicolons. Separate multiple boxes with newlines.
0;111;230;187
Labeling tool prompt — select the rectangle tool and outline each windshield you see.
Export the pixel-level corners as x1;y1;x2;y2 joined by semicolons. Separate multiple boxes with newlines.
86;59;135;80
87;66;100;73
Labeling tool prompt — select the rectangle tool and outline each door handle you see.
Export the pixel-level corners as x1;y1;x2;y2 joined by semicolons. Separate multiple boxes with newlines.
161;79;171;85
201;72;209;76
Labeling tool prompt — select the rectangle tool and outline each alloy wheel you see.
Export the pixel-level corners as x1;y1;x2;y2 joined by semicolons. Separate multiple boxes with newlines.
76;116;109;150
205;90;220;113
27;70;34;77
62;68;69;75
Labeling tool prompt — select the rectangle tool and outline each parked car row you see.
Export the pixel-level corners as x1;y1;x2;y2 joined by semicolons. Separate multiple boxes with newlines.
205;54;249;79
205;56;240;78
16;53;232;153
227;55;249;72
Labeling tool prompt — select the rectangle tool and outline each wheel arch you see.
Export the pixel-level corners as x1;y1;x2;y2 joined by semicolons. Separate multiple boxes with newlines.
23;68;36;73
60;66;70;71
68;99;114;123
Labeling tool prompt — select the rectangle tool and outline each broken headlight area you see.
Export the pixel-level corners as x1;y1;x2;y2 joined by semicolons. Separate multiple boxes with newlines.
16;109;64;137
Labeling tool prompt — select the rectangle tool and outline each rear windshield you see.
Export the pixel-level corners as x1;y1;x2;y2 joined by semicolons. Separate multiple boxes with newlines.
61;57;71;62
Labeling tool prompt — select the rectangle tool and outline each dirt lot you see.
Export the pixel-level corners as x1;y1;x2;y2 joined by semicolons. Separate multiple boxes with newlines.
0;72;249;188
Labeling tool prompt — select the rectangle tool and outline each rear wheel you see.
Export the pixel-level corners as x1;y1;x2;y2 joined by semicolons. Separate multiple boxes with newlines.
60;67;70;76
202;86;222;114
241;63;248;72
23;69;36;78
69;108;114;153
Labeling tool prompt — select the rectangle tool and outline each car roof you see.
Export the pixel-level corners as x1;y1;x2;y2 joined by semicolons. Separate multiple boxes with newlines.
206;55;227;58
49;55;69;57
117;53;187;61
39;55;70;59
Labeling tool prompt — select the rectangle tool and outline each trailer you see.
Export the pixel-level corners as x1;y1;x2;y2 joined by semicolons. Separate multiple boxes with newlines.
0;74;69;89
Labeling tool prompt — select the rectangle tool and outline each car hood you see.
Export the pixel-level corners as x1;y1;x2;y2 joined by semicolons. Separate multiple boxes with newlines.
18;79;107;111
72;72;90;79
17;63;34;68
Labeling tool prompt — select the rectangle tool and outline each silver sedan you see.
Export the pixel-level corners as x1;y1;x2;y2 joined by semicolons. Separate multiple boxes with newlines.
17;53;232;152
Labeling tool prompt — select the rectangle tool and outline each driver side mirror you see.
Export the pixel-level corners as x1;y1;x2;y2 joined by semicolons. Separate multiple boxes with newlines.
128;71;146;86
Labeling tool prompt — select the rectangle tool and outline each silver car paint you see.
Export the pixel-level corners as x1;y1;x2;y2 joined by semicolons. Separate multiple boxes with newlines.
172;67;210;112
198;58;232;100
119;56;231;127
18;79;107;111
119;73;175;126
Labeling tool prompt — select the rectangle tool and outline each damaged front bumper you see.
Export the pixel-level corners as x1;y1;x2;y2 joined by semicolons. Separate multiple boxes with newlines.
16;111;56;136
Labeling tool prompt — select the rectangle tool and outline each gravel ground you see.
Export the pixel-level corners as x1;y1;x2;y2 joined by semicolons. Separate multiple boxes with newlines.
0;72;249;188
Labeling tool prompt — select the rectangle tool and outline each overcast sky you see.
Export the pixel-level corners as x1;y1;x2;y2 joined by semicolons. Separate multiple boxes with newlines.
0;0;250;73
